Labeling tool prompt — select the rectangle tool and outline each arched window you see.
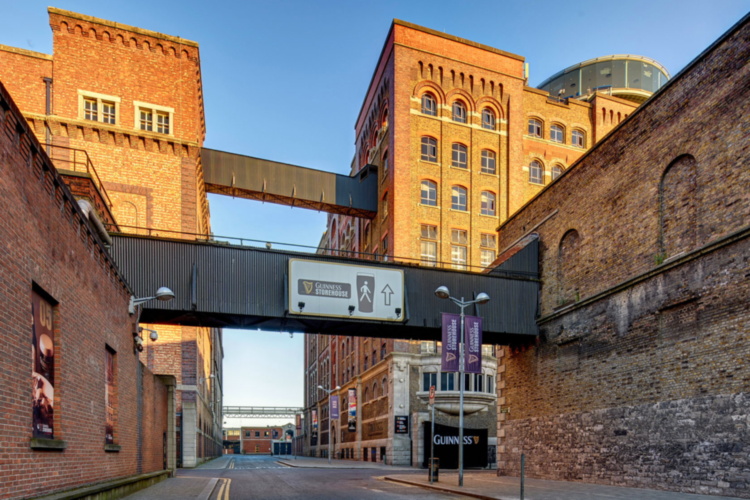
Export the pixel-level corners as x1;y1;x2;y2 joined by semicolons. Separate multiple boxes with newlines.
529;160;544;184
451;143;468;169
550;124;564;143
364;387;369;402
381;151;389;178
452;100;467;123
382;377;387;396
420;136;437;162
420;180;437;206
481;150;496;174
551;164;564;180
372;382;378;398
421;93;437;116
381;106;388;128
528;118;542;137
558;229;581;304
451;186;468;211
481;107;496;130
480;191;496;216
572;129;585;148
659;155;698;259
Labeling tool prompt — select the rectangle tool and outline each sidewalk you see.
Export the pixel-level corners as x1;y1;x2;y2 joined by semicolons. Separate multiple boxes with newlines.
384;471;745;500
275;455;414;470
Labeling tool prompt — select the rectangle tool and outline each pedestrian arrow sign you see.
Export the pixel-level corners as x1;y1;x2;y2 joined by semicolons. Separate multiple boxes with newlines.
288;259;405;322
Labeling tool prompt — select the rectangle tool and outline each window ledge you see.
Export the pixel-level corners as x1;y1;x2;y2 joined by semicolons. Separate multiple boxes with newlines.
30;438;67;451
419;203;440;209
449;209;470;214
479;172;498;177
105;444;122;452
479;213;498;218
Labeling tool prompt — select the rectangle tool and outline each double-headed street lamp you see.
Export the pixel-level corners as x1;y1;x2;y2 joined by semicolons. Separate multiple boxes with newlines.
317;385;340;464
435;285;490;487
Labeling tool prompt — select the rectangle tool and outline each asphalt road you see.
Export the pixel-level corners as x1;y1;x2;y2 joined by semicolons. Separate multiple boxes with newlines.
202;455;465;500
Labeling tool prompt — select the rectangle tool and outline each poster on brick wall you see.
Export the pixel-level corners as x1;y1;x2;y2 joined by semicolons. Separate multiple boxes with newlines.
105;350;115;444
31;290;55;439
347;388;357;432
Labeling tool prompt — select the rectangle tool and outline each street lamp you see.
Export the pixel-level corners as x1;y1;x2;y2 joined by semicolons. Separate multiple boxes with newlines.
435;285;490;487
317;385;340;464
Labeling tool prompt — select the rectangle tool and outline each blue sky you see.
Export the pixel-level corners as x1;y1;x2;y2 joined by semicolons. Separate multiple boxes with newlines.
2;0;747;426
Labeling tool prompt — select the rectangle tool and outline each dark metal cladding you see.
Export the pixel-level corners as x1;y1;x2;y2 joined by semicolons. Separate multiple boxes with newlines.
201;148;378;218
111;234;539;344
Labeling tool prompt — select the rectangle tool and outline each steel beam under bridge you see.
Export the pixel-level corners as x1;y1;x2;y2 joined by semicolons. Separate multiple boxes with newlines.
202;148;378;219
110;233;539;344
223;407;303;418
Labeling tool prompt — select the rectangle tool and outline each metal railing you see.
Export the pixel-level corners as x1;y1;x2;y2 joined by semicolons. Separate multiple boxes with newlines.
46;143;113;210
222;406;303;418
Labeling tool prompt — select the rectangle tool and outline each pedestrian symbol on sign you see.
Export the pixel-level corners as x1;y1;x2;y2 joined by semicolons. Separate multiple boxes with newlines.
357;273;374;313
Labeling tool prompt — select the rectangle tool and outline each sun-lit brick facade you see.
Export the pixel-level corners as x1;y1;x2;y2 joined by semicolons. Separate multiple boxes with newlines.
0;8;221;469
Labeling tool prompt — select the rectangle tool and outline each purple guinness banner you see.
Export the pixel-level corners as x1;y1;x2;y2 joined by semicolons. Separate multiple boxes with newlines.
330;395;340;419
465;315;483;374
441;313;460;372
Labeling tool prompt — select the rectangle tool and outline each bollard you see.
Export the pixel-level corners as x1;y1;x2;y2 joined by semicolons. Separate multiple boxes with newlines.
520;453;525;500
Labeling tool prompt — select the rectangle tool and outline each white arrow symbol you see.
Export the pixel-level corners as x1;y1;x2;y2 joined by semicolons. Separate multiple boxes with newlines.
381;284;394;306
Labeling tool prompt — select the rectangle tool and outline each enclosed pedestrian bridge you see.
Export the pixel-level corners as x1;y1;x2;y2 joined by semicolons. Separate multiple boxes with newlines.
111;233;540;344
202;148;379;219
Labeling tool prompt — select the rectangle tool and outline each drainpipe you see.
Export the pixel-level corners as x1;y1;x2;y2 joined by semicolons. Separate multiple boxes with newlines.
43;77;52;155
77;199;112;248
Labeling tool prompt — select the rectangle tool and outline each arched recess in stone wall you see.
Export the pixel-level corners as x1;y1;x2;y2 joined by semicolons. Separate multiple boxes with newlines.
557;229;581;305
659;154;698;260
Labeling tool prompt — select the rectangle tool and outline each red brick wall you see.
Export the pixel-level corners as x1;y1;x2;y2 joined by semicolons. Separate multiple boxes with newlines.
0;82;170;500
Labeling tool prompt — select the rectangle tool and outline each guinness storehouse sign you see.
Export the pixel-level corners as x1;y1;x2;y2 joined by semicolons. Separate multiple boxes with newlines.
288;259;405;322
422;422;488;469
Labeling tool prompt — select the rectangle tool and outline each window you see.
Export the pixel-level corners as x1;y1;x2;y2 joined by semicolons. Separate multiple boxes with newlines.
381;235;388;261
452;100;467;123
529;160;544;184
78;90;120;125
381;151;389;179
381;192;388;219
480;233;496;268
451;186;467;211
420;224;438;266
264;431;270;437
550;124;564;143
528;118;542;137
572;129;585;148
134;101;174;135
481;150;496;174
245;431;251;437
364;356;369;371
552;164;564;180
420;136;437;162
255;431;260;437
421;180;437;206
421;93;437;116
487;375;494;394
480;191;496;216
423;372;437;391
474;373;483;392
440;372;456;391
381;343;386;360
451;229;468;270
481;107;496;130
451;143;468;169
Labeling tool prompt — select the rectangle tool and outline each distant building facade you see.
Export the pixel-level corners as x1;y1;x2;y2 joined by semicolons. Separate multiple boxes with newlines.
303;20;667;467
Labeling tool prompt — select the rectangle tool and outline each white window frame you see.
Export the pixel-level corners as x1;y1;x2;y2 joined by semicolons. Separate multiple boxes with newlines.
78;90;121;125
133;100;175;136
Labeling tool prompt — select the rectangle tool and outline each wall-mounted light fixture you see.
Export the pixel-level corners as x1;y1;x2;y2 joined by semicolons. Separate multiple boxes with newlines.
129;287;174;352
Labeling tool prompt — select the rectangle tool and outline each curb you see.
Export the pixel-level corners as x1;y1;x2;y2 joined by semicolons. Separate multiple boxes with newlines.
383;476;505;500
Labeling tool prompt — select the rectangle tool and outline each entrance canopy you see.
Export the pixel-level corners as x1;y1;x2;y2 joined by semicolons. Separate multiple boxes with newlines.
111;234;539;344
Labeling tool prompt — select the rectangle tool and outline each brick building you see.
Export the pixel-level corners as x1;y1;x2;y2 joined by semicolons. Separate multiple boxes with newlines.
304;20;668;467
239;426;284;455
494;13;750;498
0;81;174;499
0;8;222;469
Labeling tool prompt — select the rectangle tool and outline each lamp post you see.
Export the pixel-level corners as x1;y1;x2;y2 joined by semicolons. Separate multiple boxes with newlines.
317;385;340;464
435;285;490;487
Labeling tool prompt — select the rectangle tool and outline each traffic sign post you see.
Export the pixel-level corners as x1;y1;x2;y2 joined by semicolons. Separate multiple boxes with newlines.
429;385;436;483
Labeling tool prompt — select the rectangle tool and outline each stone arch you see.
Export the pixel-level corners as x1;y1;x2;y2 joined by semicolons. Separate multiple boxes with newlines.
557;229;581;305
102;30;112;42
413;81;446;103
445;88;475;114
59;21;69;33
475;96;504;120
659;154;698;260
